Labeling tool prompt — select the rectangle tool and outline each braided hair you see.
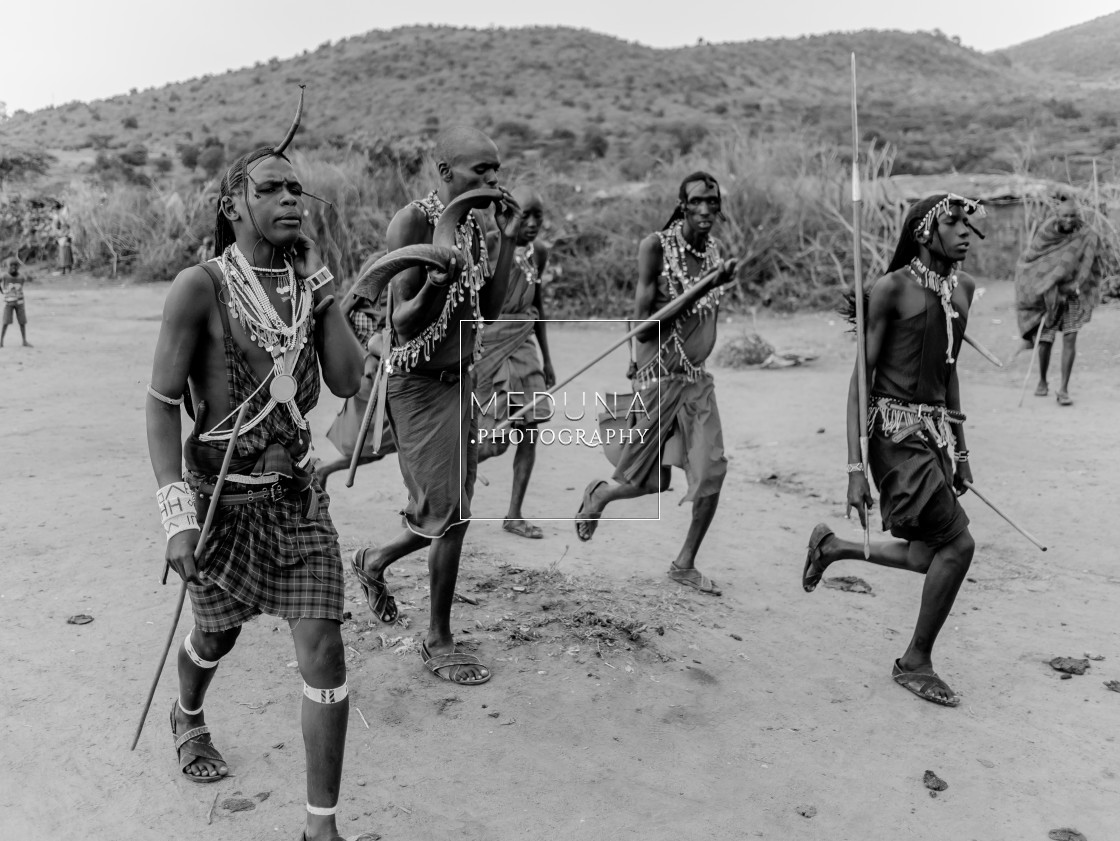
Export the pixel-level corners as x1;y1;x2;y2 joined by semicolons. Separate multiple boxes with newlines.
886;194;948;273
662;171;722;230
212;148;290;257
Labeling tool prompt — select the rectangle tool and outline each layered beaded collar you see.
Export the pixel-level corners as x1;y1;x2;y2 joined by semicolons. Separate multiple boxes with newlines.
908;257;960;363
657;220;722;317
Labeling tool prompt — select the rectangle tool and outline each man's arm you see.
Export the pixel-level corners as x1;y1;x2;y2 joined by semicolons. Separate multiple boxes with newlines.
531;243;555;386
845;276;895;524
287;233;363;398
388;207;456;341
145;266;210;583
479;191;523;320
633;235;662;343
947;273;976;493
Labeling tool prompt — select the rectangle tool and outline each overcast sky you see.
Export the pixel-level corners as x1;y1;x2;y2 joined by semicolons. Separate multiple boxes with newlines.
2;0;1116;114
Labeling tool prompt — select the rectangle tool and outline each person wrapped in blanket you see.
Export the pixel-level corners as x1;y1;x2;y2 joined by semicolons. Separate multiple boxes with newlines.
145;112;375;840
802;193;984;709
315;260;399;488
1015;192;1105;406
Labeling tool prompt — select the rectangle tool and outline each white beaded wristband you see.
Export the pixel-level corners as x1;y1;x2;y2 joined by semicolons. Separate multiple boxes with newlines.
304;266;334;291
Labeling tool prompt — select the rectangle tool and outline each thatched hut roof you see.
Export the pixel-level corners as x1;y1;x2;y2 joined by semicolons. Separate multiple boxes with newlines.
871;174;1084;207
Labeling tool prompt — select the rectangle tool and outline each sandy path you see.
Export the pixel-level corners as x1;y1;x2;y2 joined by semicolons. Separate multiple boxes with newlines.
1;275;1118;840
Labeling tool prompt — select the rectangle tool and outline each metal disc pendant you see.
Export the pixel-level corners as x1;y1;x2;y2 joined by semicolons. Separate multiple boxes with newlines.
270;374;297;403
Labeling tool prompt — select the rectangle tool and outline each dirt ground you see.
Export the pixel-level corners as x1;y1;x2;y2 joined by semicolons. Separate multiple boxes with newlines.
2;274;1118;841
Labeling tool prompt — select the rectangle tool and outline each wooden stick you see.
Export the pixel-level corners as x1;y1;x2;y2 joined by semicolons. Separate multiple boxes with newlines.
962;480;1047;552
345;362;382;488
962;332;1002;367
132;401;251;750
1017;319;1045;407
496;262;737;431
850;54;871;560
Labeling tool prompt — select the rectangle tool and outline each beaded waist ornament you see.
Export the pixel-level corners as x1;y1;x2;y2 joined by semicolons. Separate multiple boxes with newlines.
388;191;490;373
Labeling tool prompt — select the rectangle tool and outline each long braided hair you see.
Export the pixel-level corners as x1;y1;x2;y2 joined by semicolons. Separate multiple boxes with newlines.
212;148;291;259
885;194;948;273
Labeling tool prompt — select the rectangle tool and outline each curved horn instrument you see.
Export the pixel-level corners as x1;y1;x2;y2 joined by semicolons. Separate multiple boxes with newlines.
273;85;306;155
350;188;504;303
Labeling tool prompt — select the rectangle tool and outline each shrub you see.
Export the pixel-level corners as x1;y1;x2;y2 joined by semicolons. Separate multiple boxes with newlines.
178;143;200;169
197;145;226;178
122;115;139;129
119;144;149;166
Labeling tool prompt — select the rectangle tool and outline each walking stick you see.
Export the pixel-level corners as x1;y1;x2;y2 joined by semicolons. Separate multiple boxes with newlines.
1017;319;1045;407
962;479;1047;552
849;53;871;560
131;401;251;750
497;261;740;431
962;333;1002;367
345;361;383;488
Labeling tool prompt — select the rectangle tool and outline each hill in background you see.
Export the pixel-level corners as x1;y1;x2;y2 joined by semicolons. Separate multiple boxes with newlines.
1000;10;1120;82
6;24;1114;186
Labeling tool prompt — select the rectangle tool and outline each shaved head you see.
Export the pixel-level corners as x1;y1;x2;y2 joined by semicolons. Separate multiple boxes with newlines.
512;186;544;212
434;126;499;167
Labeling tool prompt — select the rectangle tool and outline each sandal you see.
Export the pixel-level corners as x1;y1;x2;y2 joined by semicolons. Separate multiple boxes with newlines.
802;523;833;593
503;519;543;540
170;700;228;783
351;548;398;624
668;564;722;596
420;642;491;685
1056;391;1073;406
1034;383;1048;397
891;660;960;707
575;480;608;542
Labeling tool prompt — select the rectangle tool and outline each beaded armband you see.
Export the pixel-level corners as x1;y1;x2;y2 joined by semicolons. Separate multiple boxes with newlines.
846;462;865;474
157;482;199;543
148;385;184;406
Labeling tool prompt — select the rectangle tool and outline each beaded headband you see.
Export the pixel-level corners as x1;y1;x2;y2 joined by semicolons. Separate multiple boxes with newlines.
918;194;986;239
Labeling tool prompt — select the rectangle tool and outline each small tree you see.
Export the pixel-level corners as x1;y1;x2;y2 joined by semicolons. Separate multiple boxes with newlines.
198;145;225;179
119;144;149;167
0;146;54;189
178;142;200;170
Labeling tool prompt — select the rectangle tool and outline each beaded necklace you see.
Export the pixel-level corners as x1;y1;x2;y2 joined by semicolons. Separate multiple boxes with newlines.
515;242;539;285
632;222;722;385
388;190;490;372
907;257;960;363
661;220;722;317
202;244;314;442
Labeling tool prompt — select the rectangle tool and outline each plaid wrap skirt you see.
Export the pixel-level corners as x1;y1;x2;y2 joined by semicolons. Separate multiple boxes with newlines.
186;479;345;633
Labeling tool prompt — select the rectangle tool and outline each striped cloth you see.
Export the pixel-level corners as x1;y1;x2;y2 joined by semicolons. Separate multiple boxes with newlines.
1039;295;1086;342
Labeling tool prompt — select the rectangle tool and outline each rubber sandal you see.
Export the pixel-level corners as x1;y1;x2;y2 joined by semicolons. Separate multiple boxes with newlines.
351;548;398;624
170;700;227;783
420;642;491;685
891;660;960;707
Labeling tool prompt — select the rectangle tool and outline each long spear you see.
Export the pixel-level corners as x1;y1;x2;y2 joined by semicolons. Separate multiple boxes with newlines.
962;480;1047;552
131;400;251;750
497;261;739;431
850;53;871;559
